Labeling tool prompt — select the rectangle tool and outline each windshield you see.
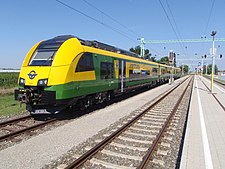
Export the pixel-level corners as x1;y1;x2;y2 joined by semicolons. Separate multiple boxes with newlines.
29;49;57;66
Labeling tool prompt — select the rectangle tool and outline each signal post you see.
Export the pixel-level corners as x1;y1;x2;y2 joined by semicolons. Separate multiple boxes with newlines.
168;50;175;85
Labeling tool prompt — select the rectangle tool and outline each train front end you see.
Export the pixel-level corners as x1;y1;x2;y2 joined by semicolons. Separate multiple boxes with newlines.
15;35;83;114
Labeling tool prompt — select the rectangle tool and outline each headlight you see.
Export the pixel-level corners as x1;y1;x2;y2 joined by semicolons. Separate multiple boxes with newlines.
19;78;25;86
37;79;48;86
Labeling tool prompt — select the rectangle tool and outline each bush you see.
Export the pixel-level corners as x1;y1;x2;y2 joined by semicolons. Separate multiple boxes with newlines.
0;72;19;88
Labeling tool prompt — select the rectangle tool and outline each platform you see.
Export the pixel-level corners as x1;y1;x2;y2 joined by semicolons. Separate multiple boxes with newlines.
180;75;225;169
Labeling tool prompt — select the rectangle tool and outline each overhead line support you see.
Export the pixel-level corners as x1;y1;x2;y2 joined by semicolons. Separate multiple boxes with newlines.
143;38;225;44
138;37;225;58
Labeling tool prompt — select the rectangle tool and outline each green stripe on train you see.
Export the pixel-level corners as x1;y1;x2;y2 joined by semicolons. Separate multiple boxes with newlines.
45;75;166;100
45;80;118;100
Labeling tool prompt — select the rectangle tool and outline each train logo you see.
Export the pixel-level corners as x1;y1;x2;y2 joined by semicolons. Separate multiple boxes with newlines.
28;70;37;79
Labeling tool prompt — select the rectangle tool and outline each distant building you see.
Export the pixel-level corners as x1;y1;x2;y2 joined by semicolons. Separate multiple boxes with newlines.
0;68;20;72
218;70;225;76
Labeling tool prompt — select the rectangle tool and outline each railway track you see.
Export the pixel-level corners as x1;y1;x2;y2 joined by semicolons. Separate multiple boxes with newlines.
0;77;188;151
199;77;225;111
203;75;225;88
58;76;193;169
0;114;57;142
214;79;225;87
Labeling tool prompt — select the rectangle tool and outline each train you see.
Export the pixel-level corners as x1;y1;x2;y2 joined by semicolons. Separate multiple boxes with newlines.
15;35;181;114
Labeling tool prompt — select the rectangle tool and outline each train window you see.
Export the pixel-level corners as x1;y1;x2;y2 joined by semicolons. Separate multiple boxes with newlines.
101;62;108;79
142;70;150;75
29;42;63;66
29;49;57;66
100;62;114;79
161;68;166;75
152;68;158;76
38;43;62;49
129;69;141;79
76;53;94;72
129;69;150;79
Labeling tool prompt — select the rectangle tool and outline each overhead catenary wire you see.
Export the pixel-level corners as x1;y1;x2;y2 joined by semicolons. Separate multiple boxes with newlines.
147;46;164;57
201;0;216;60
81;0;163;56
82;0;141;38
55;0;137;43
165;0;188;56
56;0;161;56
165;0;182;41
158;0;187;57
203;0;216;35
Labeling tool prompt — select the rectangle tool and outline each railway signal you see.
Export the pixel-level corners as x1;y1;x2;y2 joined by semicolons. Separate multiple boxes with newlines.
168;50;175;84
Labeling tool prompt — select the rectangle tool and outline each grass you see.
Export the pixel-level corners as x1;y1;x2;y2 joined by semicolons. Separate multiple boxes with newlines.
0;72;19;88
0;87;16;95
0;94;25;117
0;72;25;117
0;72;19;96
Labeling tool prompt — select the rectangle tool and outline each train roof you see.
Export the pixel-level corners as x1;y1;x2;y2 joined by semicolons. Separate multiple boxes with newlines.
49;35;140;58
45;35;179;69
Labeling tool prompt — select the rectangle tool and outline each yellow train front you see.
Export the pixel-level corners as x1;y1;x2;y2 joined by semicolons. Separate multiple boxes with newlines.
15;35;181;114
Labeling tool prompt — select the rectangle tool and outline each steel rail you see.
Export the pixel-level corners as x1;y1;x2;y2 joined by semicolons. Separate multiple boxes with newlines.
138;76;193;168
200;78;225;111
65;76;191;169
0;115;31;127
0;118;56;141
203;75;225;88
214;79;225;86
213;79;225;89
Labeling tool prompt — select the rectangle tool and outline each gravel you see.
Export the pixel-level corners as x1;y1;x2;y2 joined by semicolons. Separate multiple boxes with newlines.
146;77;193;168
0;118;71;151
105;144;146;156
0;78;186;169
0;111;29;123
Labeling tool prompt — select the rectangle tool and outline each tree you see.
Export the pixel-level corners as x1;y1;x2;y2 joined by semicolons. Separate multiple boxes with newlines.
183;65;189;73
129;46;141;55
129;46;152;60
149;56;156;62
157;56;169;64
203;65;207;74
206;64;218;75
180;65;189;74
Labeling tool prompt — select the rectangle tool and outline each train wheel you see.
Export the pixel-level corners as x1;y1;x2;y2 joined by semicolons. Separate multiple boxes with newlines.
107;92;111;101
78;97;90;110
107;91;114;101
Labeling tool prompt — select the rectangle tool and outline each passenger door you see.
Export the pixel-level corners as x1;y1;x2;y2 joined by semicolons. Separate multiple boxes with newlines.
119;60;126;92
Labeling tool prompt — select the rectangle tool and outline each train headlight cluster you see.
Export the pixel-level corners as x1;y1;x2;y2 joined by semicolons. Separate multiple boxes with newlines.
19;78;25;86
37;79;48;86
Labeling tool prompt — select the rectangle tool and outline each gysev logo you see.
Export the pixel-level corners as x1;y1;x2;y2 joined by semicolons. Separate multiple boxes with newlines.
28;70;37;79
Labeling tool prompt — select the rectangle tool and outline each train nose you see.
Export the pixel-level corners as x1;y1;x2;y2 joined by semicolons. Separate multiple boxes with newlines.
17;95;22;101
20;67;51;86
17;94;27;103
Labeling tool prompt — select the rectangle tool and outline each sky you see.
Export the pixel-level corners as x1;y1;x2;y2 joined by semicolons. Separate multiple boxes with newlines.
0;0;225;70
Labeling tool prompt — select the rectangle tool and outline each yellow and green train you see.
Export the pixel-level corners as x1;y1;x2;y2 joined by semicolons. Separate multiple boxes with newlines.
15;35;181;114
